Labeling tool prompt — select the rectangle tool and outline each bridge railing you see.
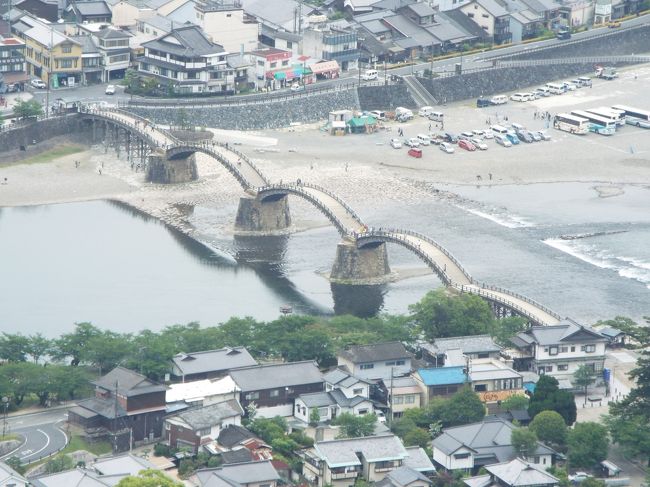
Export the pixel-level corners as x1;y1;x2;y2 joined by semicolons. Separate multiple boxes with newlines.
456;284;552;325
361;228;474;283
186;140;270;186
474;283;562;321
257;182;354;236
79;105;163;150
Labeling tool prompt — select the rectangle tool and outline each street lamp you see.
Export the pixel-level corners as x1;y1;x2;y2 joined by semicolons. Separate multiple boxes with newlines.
2;397;9;439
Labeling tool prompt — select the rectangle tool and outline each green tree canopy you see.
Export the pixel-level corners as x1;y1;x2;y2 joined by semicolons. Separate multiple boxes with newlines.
0;333;30;362
248;416;287;444
116;469;183;487
333;413;377;438
500;394;529;411
573;365;597;405
511;427;538;459
528;410;567;447
528;375;577;425
403;428;431;448
438;386;486;427
567;422;609;468
408;289;495;340
13;99;43;120
491;316;528;347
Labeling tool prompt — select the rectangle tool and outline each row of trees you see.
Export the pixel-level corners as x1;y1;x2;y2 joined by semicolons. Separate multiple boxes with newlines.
0;289;528;382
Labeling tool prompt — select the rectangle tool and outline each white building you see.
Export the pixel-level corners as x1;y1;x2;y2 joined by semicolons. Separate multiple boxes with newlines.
193;0;259;54
337;342;413;380
166;375;241;407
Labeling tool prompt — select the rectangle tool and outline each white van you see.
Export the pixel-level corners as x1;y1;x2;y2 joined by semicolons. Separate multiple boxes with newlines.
490;124;509;135
511;122;525;131
577;76;592;87
395;106;414;121
546;82;564;95
535;86;551;97
361;69;378;81
370;110;386;121
490;95;508;105
417;134;431;146
428;111;444;122
510;93;527;102
418;106;435;117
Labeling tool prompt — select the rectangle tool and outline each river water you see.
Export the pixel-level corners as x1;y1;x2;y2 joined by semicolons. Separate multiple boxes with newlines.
1;181;649;335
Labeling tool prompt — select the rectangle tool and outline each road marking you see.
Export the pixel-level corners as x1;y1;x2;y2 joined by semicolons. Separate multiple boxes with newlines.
20;449;33;455
21;429;50;460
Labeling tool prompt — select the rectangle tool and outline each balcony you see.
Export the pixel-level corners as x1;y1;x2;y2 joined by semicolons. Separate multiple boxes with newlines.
322;50;359;62
331;470;360;479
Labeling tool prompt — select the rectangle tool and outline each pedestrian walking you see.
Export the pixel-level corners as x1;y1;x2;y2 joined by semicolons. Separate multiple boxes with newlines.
345;163;349;172
428;123;432;131
489;172;492;180
98;168;102;175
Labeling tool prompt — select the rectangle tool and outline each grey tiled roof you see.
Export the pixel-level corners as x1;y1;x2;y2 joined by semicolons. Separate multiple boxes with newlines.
422;335;502;356
172;347;257;377
323;368;371;387
403;2;436;17
474;0;509;17
387;465;432;486
338;342;411;364
403;447;436;472
314;435;409;468
221;448;254;464
92;454;155;476
514;320;606;347
169;400;243;430
299;391;336;408
92;366;166;396
485;457;559;486
217;425;256;448
73;1;111;16
194;461;281;487
229;361;323;391
143;25;224;57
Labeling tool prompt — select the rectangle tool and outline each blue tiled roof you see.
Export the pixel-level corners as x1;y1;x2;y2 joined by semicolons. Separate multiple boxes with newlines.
418;367;467;386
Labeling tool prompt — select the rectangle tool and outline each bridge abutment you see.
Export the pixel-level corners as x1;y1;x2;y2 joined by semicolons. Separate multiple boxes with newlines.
330;240;391;284
147;153;198;184
234;195;291;234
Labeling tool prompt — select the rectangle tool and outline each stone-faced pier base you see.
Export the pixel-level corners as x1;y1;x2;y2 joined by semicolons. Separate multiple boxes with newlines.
330;240;391;284
147;153;198;184
234;195;291;234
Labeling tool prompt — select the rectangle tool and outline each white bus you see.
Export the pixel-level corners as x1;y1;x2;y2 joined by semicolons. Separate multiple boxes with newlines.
585;108;624;127
570;110;616;135
553;113;589;134
611;105;650;128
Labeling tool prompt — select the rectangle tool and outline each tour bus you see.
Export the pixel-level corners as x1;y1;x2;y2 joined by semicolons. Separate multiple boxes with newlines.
570;110;616;135
553;113;589;134
546;82;565;95
611;105;650;128
585;108;624;127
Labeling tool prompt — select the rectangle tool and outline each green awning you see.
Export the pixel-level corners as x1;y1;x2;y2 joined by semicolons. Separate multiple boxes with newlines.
274;72;286;80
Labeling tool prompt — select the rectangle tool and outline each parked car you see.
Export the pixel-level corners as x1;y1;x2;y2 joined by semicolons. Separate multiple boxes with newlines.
408;148;423;158
505;132;520;145
530;131;542;141
556;28;571;39
535;87;551;97
568;472;593;484
439;142;455;153
472;129;485;137
405;138;420;148
516;130;534;143
458;139;477;151
569;79;583;88
370;110;386;121
417;134;431;146
458;131;474;141
535;130;552;141
562;81;577;91
490;95;508;105
105;84;116;95
476;98;491;108
481;130;494;139
495;134;512;147
442;132;458;143
390;138;402;149
510;93;528;102
290;83;304;91
471;137;488;150
30;78;47;89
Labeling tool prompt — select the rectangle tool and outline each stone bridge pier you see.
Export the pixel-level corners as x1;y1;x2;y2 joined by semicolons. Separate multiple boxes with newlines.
234;194;291;234
147;152;198;184
330;240;391;284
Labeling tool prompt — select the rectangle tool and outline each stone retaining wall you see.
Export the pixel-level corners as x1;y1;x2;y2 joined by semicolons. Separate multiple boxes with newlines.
357;84;417;111
417;62;629;104
129;88;359;130
0;115;87;156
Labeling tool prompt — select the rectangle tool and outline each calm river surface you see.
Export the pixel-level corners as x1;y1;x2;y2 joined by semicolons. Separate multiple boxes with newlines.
1;181;649;336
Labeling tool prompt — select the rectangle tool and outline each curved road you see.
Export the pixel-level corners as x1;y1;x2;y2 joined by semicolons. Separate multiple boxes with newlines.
0;409;69;464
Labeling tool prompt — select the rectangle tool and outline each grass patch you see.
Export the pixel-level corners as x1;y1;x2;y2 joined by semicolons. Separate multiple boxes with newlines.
60;433;112;456
12;144;86;166
0;434;21;442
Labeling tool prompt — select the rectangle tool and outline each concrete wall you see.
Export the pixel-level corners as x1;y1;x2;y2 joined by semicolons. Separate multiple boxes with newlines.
129;89;360;130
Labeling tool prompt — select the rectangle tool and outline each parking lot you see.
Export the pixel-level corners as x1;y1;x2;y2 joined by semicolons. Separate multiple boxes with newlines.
263;65;650;188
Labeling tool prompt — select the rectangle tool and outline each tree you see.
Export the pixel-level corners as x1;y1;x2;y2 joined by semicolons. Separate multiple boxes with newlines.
333;413;377;438
500;394;529;411
391;417;418;438
53;322;102;366
45;454;74;474
408;289;495;339
12;99;43;120
511;427;538;459
0;333;30;362
248;416;287;444
491;316;528;347
84;331;134;375
594;316;649;345
309;408;320;427
528;410;567;448
116;469;183;487
5;456;25;475
439;387;485;427
26;333;51;364
567;422;608;468
580;479;606;487
574;365;597;405
403;428;431;448
528;375;576;425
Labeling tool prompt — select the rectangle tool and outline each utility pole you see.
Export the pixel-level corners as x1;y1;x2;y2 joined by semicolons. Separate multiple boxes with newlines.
1;397;8;439
388;367;394;427
45;25;53;118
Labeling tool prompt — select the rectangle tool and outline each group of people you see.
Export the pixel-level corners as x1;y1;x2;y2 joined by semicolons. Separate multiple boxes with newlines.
533;111;552;120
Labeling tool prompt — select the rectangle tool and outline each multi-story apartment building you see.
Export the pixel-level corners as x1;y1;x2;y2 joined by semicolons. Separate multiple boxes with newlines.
0;35;28;91
302;25;358;71
193;0;259;54
138;25;234;94
12;12;82;86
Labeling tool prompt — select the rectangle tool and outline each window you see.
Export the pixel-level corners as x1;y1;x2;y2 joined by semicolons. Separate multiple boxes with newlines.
270;62;277;68
595;362;604;372
257;60;264;66
360;364;374;370
62;46;72;53
571;346;576;352
60;59;73;69
558;364;568;371
393;396;404;405
270;389;280;397
549;347;558;356
467;12;474;17
358;409;368;415
386;360;406;366
474;384;487;392
245;392;259;400
198;427;211;436
353;388;363;395
454;453;470;459
282;60;288;66
560;346;568;353
477;352;489;358
405;395;415;404
482;13;489;17
287;41;292;49
581;345;596;353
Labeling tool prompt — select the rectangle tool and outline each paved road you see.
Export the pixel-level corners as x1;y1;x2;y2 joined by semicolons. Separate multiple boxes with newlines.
0;409;69;464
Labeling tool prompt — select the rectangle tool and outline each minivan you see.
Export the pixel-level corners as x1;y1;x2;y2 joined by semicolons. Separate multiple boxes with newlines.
477;98;491;108
370;110;386;121
577;76;592;87
417;134;431;146
490;95;508;105
418;106;435;117
511;122;525;132
361;69;378;81
490;124;509;135
535;86;551;97
546;83;565;95
428;111;444;122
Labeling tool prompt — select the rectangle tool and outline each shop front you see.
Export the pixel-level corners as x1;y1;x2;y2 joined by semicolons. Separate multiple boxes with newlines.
310;60;340;80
